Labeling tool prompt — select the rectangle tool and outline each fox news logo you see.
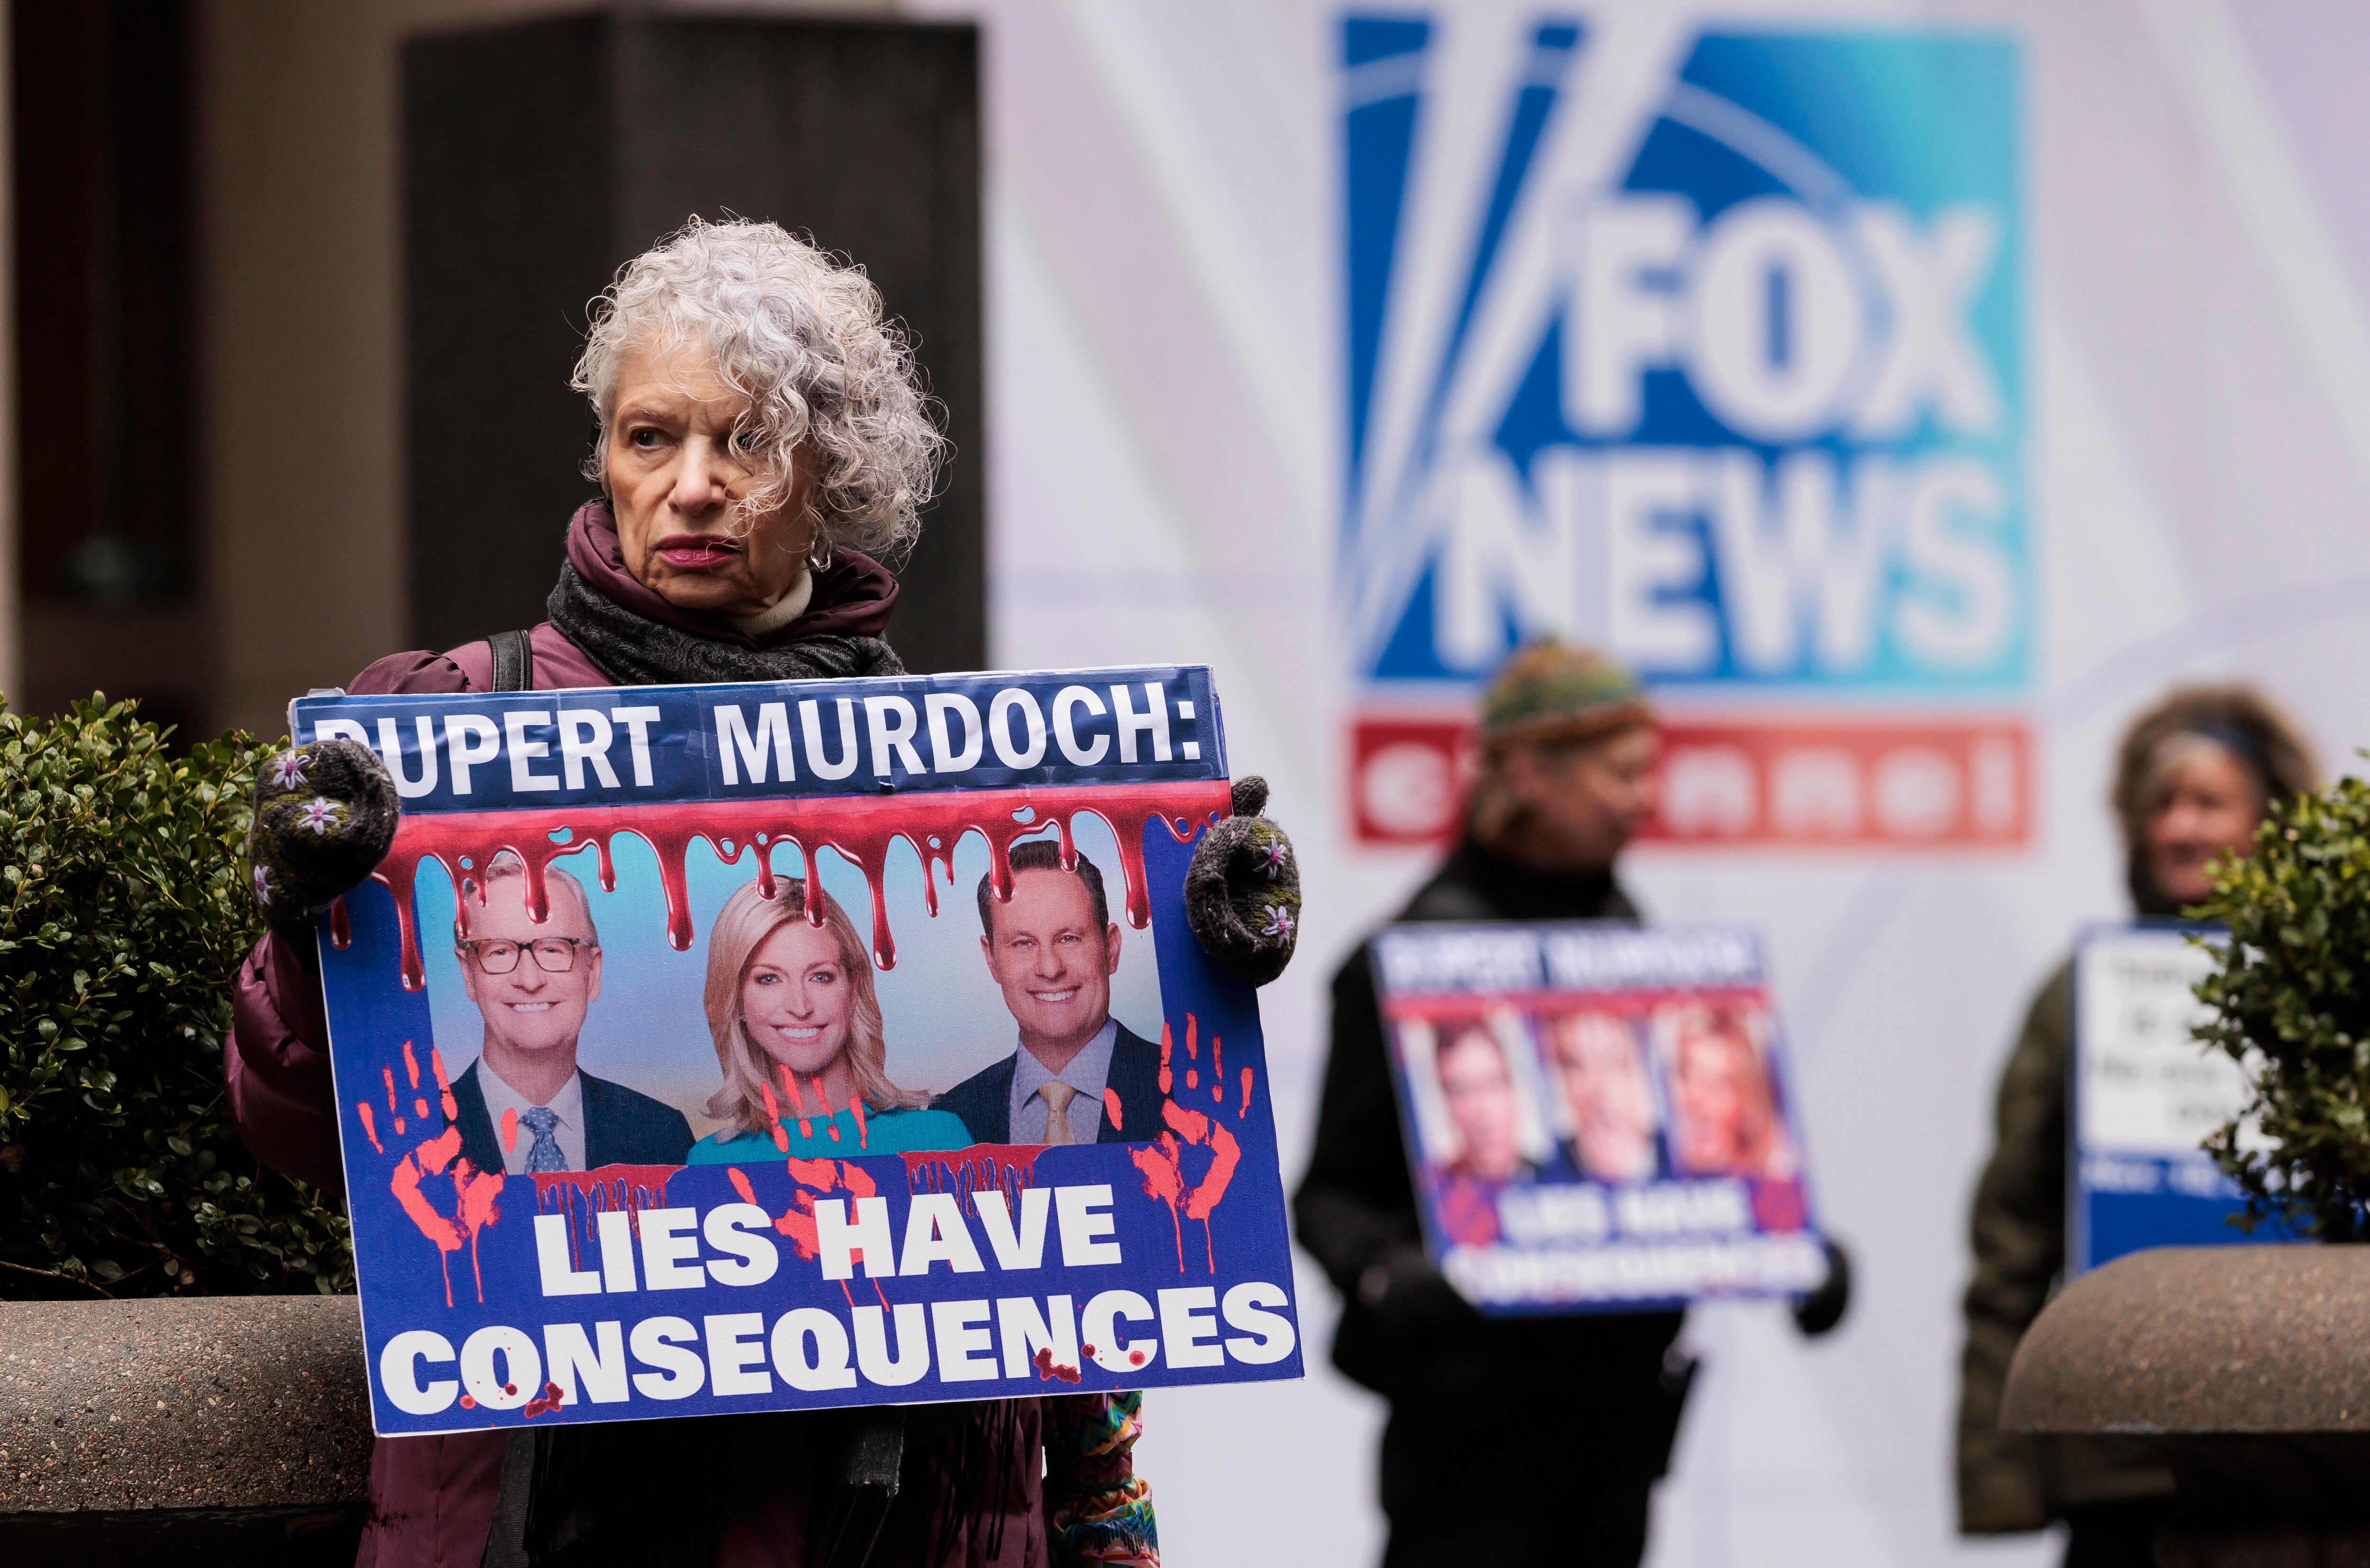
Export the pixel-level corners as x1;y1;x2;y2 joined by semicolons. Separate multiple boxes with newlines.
1341;20;2026;847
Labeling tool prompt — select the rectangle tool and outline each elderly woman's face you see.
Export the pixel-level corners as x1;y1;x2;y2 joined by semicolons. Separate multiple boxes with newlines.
605;342;813;616
2145;739;2262;906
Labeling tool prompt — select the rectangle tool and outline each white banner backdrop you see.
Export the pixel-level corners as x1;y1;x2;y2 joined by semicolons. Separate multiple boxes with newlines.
898;0;2370;1561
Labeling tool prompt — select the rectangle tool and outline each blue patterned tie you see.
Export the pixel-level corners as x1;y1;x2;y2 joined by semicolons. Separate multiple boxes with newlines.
519;1105;566;1173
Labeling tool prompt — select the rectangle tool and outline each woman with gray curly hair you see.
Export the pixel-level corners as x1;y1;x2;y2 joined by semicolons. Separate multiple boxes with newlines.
222;218;1284;1568
544;216;943;684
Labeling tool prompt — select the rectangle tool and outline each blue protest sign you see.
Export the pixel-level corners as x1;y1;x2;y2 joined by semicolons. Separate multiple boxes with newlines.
1370;922;1826;1314
298;666;1301;1436
2069;924;2284;1272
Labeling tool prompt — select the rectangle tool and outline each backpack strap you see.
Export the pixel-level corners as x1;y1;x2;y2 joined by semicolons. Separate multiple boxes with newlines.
487;629;535;693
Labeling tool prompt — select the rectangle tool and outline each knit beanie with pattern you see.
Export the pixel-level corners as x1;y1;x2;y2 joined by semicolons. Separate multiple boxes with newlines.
1479;640;1653;751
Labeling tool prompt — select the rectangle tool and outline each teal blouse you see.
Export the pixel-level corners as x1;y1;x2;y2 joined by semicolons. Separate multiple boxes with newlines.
686;1104;973;1163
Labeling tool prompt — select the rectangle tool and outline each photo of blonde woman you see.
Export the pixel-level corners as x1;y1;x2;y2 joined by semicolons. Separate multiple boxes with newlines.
685;877;972;1163
1662;1003;1793;1180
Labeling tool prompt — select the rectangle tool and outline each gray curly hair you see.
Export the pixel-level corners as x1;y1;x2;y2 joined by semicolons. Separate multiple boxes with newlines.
572;217;945;564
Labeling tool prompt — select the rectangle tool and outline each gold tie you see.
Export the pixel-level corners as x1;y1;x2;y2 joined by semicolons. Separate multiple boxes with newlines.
1039;1082;1078;1146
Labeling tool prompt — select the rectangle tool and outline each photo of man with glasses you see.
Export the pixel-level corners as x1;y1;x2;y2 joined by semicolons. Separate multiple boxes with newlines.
446;853;692;1174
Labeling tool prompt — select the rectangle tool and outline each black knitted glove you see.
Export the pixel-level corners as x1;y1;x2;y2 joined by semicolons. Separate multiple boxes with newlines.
1357;1240;1475;1341
245;738;400;944
1792;1236;1852;1338
1184;775;1301;986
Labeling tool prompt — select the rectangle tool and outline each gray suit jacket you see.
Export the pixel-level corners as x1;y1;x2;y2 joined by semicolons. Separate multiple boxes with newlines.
933;1022;1166;1143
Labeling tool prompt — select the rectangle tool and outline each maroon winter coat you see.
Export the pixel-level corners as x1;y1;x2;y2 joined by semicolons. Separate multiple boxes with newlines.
225;503;1047;1568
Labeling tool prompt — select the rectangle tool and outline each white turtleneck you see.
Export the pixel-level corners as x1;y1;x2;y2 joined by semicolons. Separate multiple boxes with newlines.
726;568;813;638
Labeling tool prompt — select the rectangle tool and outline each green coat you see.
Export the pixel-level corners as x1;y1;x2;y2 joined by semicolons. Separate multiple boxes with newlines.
1957;957;2176;1532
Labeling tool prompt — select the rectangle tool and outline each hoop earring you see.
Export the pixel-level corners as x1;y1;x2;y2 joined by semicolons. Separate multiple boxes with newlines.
806;531;834;573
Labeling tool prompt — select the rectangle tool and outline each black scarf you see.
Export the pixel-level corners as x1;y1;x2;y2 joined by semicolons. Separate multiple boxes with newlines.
547;559;906;686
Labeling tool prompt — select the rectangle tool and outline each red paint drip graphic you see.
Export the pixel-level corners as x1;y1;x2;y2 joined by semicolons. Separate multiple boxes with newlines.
368;782;1229;990
1129;1136;1186;1270
1102;1087;1123;1134
387;1046;504;1307
1127;1036;1242;1275
1032;1345;1083;1384
356;1102;383;1153
903;1145;1048;1220
500;1106;519;1155
403;1040;421;1090
1212;1038;1223;1105
520;1381;564;1419
724;1158;878;1262
531;1166;679;1259
1239;1066;1253;1119
782;1065;813;1140
1158;1022;1174;1096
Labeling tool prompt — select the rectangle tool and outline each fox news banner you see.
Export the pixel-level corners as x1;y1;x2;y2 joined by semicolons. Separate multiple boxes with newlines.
1342;23;2028;852
1370;923;1826;1313
291;666;1302;1437
2071;924;2275;1275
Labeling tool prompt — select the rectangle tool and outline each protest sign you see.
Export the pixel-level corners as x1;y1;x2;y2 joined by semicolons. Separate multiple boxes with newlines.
295;666;1301;1437
2070;924;2274;1273
1369;923;1826;1314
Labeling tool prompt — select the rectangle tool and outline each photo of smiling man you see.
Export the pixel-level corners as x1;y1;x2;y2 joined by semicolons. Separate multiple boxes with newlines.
936;838;1166;1144
445;853;693;1173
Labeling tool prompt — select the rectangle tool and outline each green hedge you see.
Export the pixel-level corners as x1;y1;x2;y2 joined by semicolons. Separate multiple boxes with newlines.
0;698;351;1297
2199;774;2370;1241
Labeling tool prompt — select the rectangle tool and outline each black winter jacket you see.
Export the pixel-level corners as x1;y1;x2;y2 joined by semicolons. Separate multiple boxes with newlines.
1293;841;1689;1475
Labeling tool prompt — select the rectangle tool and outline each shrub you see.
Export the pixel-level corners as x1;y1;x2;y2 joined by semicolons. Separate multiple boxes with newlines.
2197;773;2370;1240
0;698;352;1297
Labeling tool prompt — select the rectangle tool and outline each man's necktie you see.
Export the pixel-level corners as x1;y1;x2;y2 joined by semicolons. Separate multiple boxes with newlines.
519;1105;567;1172
1039;1082;1078;1146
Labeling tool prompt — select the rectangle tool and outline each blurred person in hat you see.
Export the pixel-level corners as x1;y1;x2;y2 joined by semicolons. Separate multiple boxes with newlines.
1958;685;2316;1567
1295;640;1849;1568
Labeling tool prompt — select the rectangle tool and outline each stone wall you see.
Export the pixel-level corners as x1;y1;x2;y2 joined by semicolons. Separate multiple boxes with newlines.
0;1295;372;1565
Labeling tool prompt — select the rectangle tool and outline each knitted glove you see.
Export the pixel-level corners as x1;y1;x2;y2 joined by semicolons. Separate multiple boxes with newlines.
1043;1390;1158;1567
245;738;400;944
1184;776;1300;986
1792;1236;1851;1338
1358;1240;1475;1342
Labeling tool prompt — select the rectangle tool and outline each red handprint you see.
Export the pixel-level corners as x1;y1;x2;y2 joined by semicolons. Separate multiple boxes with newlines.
725;1158;879;1262
383;1045;505;1307
1128;1096;1241;1273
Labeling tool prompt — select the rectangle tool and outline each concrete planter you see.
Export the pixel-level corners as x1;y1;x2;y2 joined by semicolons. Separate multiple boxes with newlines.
2003;1246;2370;1566
0;1295;373;1566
